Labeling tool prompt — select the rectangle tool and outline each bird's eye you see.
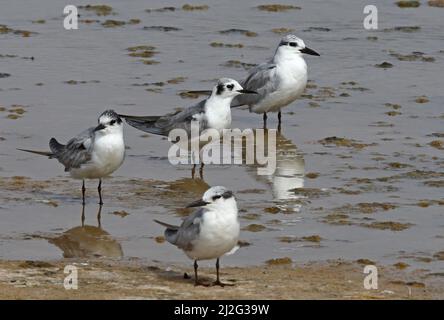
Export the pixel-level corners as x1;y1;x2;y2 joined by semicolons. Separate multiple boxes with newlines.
110;120;116;125
212;195;222;201
289;42;297;47
227;84;234;90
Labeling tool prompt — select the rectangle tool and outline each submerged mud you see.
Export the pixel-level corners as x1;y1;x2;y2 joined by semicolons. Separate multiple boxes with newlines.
0;1;443;298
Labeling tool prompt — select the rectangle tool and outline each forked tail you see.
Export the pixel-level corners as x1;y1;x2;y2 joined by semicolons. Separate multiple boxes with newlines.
18;137;65;158
17;148;53;157
154;219;179;244
153;219;179;230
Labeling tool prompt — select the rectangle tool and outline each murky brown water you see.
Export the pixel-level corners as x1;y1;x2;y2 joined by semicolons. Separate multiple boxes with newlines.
1;1;443;272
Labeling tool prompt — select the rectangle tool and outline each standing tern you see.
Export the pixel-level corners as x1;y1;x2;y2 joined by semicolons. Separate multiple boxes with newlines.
120;78;257;136
155;186;240;286
120;78;256;178
231;34;320;128
18;110;125;205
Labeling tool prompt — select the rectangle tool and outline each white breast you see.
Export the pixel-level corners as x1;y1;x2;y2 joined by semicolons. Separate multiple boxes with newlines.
71;133;125;179
251;58;308;114
186;206;240;261
204;99;232;131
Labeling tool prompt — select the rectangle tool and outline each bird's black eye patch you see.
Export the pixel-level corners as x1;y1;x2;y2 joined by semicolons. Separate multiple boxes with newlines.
222;190;233;199
227;84;234;90
216;84;224;95
212;195;222;201
116;117;122;124
289;42;297;47
110;120;116;125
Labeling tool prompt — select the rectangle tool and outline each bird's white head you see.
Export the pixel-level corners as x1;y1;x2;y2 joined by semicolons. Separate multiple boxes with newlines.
211;78;257;100
94;109;123;136
275;34;320;59
186;186;238;213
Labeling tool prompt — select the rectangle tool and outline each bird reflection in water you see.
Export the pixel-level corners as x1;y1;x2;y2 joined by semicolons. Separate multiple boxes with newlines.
241;129;305;211
48;205;123;258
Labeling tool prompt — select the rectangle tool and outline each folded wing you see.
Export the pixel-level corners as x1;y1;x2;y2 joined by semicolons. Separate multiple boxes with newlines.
50;127;94;171
121;99;208;136
231;61;277;108
155;208;205;251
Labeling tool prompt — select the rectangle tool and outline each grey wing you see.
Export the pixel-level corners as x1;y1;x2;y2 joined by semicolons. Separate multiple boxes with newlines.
53;127;94;171
159;99;208;135
232;61;277;107
174;208;205;250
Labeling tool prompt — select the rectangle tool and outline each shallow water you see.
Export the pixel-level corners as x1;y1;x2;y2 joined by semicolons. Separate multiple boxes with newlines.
1;1;443;271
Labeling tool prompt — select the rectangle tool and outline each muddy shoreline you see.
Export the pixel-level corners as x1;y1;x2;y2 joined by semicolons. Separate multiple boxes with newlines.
0;258;442;299
1;0;444;299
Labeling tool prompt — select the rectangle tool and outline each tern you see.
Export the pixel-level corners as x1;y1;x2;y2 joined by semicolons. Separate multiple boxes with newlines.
120;78;256;178
120;78;257;137
155;186;240;286
18;110;125;205
231;34;320;127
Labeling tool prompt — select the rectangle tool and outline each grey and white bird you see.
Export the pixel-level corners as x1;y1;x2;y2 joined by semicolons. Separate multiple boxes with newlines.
18;110;125;205
231;34;320;127
155;186;240;286
119;78;257;137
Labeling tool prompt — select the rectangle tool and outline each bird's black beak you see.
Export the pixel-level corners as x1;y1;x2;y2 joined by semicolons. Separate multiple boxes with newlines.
237;89;258;94
300;47;320;56
186;199;210;208
94;123;106;132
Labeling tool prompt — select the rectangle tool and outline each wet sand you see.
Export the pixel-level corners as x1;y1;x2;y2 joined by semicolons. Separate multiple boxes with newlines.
0;258;442;299
1;0;444;299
